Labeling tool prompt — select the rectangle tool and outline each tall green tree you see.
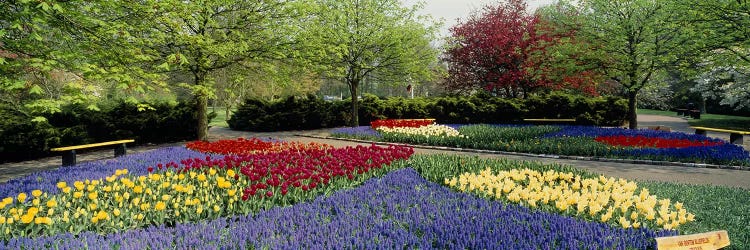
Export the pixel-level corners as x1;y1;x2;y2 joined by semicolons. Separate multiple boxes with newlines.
682;0;750;111
302;0;440;126
109;0;302;140
546;0;697;128
0;1;108;118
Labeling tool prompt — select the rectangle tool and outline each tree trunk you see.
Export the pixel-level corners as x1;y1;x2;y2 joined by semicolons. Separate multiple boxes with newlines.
627;91;638;129
194;71;209;141
197;93;209;141
349;80;359;127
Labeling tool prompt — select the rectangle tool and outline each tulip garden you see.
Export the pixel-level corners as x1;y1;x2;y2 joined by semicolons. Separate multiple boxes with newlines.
332;119;750;167
0;135;748;249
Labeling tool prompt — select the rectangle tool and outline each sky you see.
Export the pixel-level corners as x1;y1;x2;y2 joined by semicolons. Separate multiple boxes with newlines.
401;0;557;39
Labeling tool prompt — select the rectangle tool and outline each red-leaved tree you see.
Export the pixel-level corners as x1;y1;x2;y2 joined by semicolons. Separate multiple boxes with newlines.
444;0;599;97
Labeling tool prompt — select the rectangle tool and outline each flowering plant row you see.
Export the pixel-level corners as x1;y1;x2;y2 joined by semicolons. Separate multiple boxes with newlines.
370;118;435;129
0;142;413;240
2;169;676;249
185;137;331;155
445;168;694;230
595;135;724;148
331;124;750;166
376;124;465;138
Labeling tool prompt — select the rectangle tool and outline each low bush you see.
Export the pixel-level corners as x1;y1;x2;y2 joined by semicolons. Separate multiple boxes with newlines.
0;101;202;163
229;92;628;131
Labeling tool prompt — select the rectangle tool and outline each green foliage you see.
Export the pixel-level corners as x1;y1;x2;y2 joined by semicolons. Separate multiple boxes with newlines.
544;0;700;128
0;101;201;163
228;95;339;132
0;107;62;162
301;0;441;126
640;181;750;250
229;92;629;131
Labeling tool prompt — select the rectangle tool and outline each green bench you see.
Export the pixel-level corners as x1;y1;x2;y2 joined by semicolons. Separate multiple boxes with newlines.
690;126;750;145
51;139;135;166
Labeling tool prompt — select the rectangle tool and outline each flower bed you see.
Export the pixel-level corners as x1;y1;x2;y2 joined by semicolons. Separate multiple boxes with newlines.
2;139;748;248
185;137;331;155
370;118;435;129
446;168;694;230
331;124;750;166
3;169;676;249
378;124;465;138
0;140;413;240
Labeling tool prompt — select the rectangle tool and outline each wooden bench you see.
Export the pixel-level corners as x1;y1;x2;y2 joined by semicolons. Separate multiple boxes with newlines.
51;139;135;166
690;126;750;145
677;109;700;119
523;118;576;124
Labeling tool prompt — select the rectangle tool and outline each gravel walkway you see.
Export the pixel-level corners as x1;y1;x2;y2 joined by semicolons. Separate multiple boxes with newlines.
2;115;749;189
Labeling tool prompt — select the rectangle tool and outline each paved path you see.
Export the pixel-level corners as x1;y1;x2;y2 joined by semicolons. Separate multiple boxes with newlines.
2;115;749;189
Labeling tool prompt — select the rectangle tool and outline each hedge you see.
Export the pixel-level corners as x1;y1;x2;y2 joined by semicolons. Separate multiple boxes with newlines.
0;101;204;163
229;92;628;131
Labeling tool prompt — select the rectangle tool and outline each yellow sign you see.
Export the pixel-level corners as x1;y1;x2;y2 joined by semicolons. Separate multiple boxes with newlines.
656;230;730;250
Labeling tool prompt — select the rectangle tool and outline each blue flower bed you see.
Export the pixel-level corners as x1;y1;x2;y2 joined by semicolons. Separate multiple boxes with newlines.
3;168;676;249
545;126;723;142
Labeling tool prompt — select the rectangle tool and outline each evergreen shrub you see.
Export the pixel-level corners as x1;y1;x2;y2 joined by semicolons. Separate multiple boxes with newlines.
229;92;628;131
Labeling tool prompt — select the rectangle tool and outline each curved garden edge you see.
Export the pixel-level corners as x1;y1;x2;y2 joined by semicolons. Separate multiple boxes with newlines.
297;135;750;171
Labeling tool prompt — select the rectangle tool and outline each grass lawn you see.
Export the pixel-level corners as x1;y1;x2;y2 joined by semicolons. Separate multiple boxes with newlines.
209;108;231;128
638;109;750;131
637;108;681;117
688;113;750;131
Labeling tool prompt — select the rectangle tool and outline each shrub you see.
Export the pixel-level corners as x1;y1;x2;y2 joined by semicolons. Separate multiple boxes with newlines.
0;101;201;163
229;93;628;131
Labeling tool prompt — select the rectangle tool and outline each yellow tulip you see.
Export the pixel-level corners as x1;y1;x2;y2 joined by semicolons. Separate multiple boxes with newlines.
96;210;108;220
0;217;5;224
91;217;99;224
21;214;34;224
17;193;27;203
57;182;67;189
73;191;83;199
31;190;43;197
155;201;166;211
88;192;98;200
74;181;85;191
113;208;121;217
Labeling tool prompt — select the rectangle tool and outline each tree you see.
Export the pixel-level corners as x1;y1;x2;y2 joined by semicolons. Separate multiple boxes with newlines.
549;0;696;128
693;66;750;110
445;0;543;96
302;0;440;126
0;1;109;119
680;0;750;111
97;0;304;140
212;61;322;122
444;0;598;97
